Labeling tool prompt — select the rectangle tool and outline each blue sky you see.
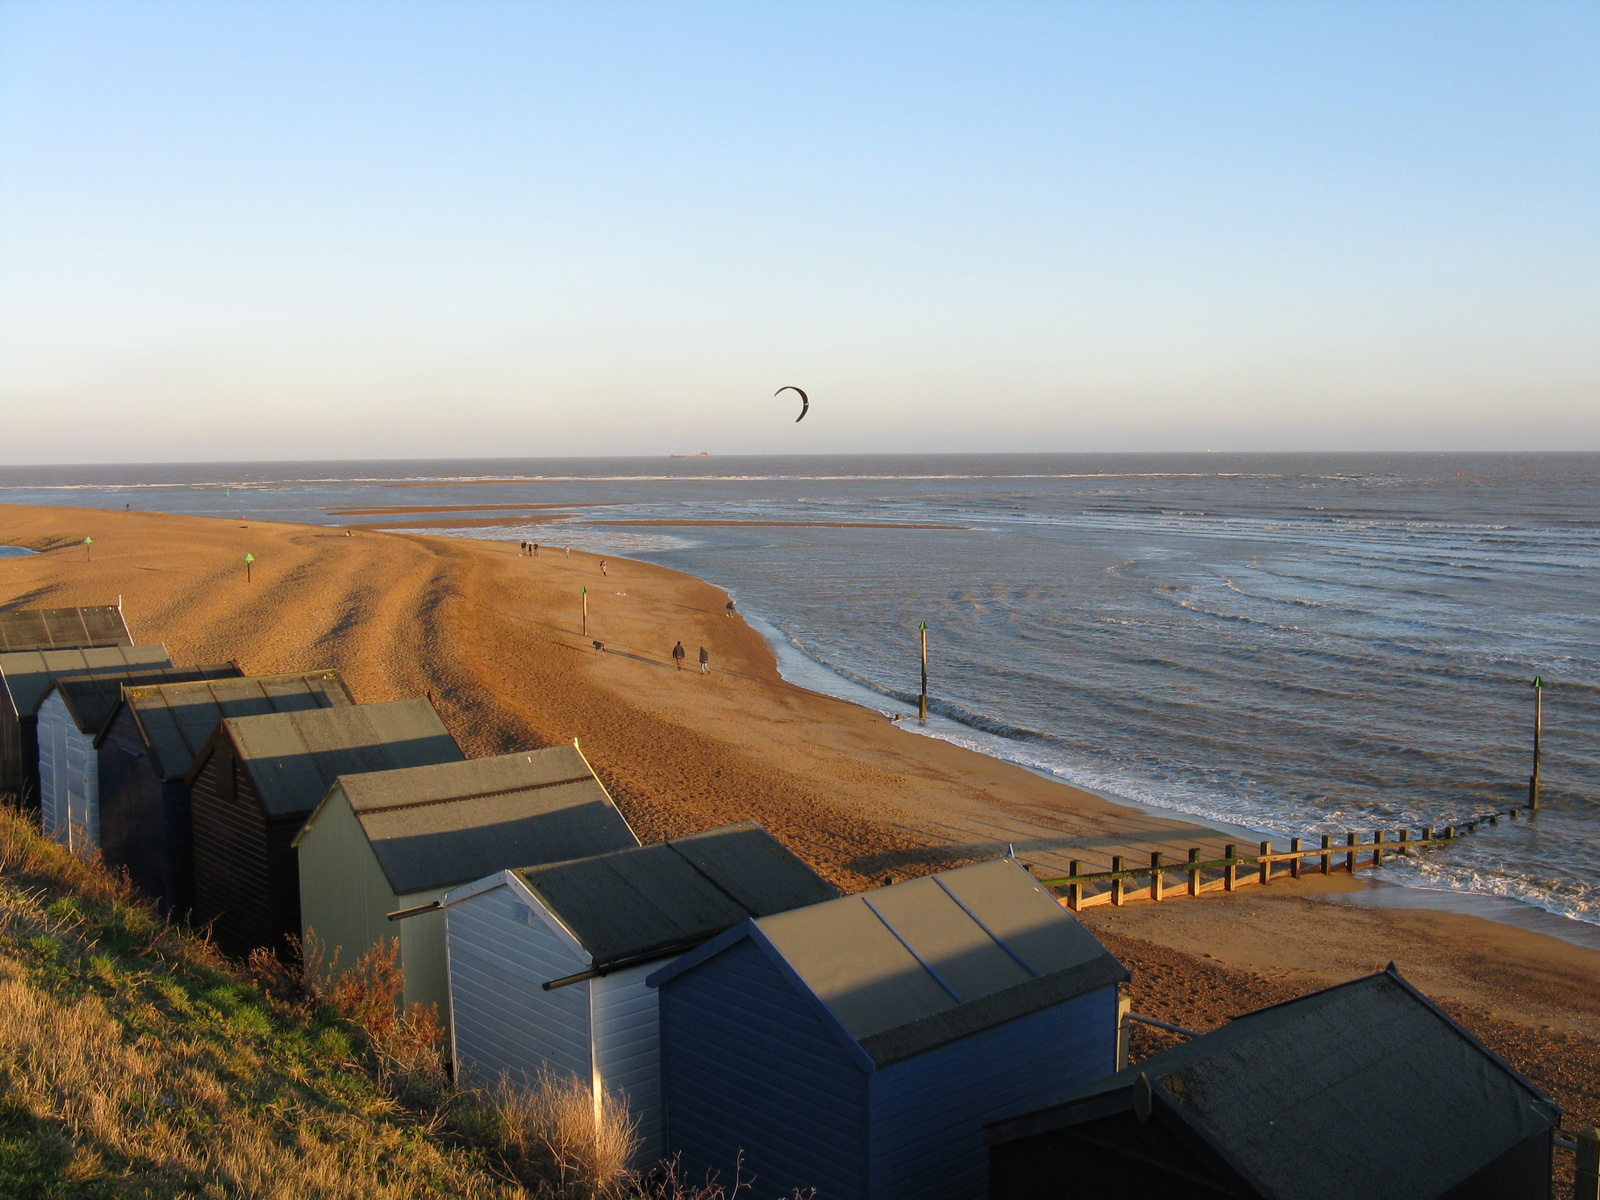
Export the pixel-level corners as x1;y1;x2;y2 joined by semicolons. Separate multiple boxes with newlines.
1;1;1595;462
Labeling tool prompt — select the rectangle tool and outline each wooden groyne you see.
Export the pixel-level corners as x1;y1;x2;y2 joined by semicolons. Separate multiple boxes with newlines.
1038;801;1536;911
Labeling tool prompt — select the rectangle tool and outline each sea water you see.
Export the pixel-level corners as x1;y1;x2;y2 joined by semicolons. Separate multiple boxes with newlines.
3;452;1595;925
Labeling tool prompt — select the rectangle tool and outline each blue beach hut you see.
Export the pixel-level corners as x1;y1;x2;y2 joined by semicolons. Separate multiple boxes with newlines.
646;857;1129;1200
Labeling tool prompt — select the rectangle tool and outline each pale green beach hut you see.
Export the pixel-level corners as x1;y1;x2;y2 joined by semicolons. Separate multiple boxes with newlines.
294;743;639;1022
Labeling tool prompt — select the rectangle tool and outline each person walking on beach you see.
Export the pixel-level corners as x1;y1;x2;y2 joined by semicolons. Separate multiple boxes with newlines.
698;646;710;674
532;542;539;556
565;545;571;557
672;641;686;670
725;600;736;618
600;559;608;576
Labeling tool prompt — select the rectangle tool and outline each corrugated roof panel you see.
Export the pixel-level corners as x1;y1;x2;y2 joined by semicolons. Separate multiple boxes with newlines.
934;858;1109;978
55;663;242;734
668;823;838;915
1;645;173;714
865;875;1033;1002
513;821;837;968
0;606;132;652
124;671;352;780
224;698;462;818
332;747;639;895
745;858;1128;1063
994;970;1558;1200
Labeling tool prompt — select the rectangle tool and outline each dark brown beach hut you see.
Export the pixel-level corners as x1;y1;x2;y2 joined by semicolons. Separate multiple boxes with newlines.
97;671;354;915
1;642;172;805
0;604;132;652
985;965;1561;1200
187;697;464;957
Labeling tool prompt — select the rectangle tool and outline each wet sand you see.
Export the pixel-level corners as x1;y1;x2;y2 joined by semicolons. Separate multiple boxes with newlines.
2;502;1596;1130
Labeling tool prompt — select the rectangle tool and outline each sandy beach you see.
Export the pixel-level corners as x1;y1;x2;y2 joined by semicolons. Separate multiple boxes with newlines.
3;502;1596;1133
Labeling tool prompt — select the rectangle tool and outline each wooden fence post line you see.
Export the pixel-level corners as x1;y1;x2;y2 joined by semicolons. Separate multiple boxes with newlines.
1258;841;1272;886
1224;845;1237;892
1320;834;1331;875
1345;832;1358;874
1398;829;1410;856
1290;837;1303;879
1111;856;1125;907
1372;830;1384;868
1187;848;1201;896
1151;852;1164;902
1067;860;1082;911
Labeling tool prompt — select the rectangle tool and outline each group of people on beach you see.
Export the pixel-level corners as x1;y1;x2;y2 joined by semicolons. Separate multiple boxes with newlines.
518;541;574;557
673;641;711;673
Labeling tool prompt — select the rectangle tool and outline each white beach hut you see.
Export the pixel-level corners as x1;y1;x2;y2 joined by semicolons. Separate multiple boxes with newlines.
439;822;837;1166
37;664;241;851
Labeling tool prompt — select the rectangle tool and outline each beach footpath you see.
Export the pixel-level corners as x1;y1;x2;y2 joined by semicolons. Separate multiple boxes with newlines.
3;500;1598;1150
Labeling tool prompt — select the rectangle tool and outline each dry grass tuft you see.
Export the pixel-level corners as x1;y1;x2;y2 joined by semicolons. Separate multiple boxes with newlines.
493;1070;637;1198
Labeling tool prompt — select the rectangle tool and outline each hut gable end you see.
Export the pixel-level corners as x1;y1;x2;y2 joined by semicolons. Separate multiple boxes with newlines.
658;935;870;1196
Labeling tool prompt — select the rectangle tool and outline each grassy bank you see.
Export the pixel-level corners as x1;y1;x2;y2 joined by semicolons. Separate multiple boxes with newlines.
0;804;735;1200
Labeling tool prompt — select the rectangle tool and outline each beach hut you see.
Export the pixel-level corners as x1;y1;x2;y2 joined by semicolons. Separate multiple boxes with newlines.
294;743;640;1021
441;821;837;1165
38;662;243;852
0;643;172;805
0;604;131;652
646;856;1128;1199
96;671;353;915
984;965;1561;1200
187;697;464;957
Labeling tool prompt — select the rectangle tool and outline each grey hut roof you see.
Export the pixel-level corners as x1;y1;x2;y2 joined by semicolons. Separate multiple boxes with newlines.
299;745;640;895
52;663;243;737
984;966;1560;1200
119;671;353;779
515;821;838;971
655;857;1127;1068
0;605;132;652
1;645;172;716
204;697;463;818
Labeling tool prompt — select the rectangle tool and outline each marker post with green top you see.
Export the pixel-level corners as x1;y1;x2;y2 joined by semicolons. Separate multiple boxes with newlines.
245;553;255;583
83;536;93;562
1529;675;1544;810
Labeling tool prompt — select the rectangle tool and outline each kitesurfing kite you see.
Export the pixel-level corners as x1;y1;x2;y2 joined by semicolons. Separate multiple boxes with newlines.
775;386;809;422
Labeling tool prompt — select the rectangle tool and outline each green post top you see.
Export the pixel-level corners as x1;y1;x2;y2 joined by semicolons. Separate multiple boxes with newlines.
582;586;588;594
1532;676;1544;689
244;553;255;563
84;536;93;544
920;621;927;632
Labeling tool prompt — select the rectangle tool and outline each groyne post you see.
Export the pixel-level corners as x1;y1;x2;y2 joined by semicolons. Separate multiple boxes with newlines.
1110;856;1125;906
1187;847;1201;896
1067;860;1082;910
1529;675;1544;810
1223;845;1238;892
1372;830;1385;868
1320;834;1331;875
1151;852;1164;902
1258;841;1272;886
1290;837;1303;879
919;622;928;722
1345;832;1358;874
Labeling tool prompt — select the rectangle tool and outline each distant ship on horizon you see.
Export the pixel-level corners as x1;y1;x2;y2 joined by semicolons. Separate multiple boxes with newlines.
671;452;711;458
